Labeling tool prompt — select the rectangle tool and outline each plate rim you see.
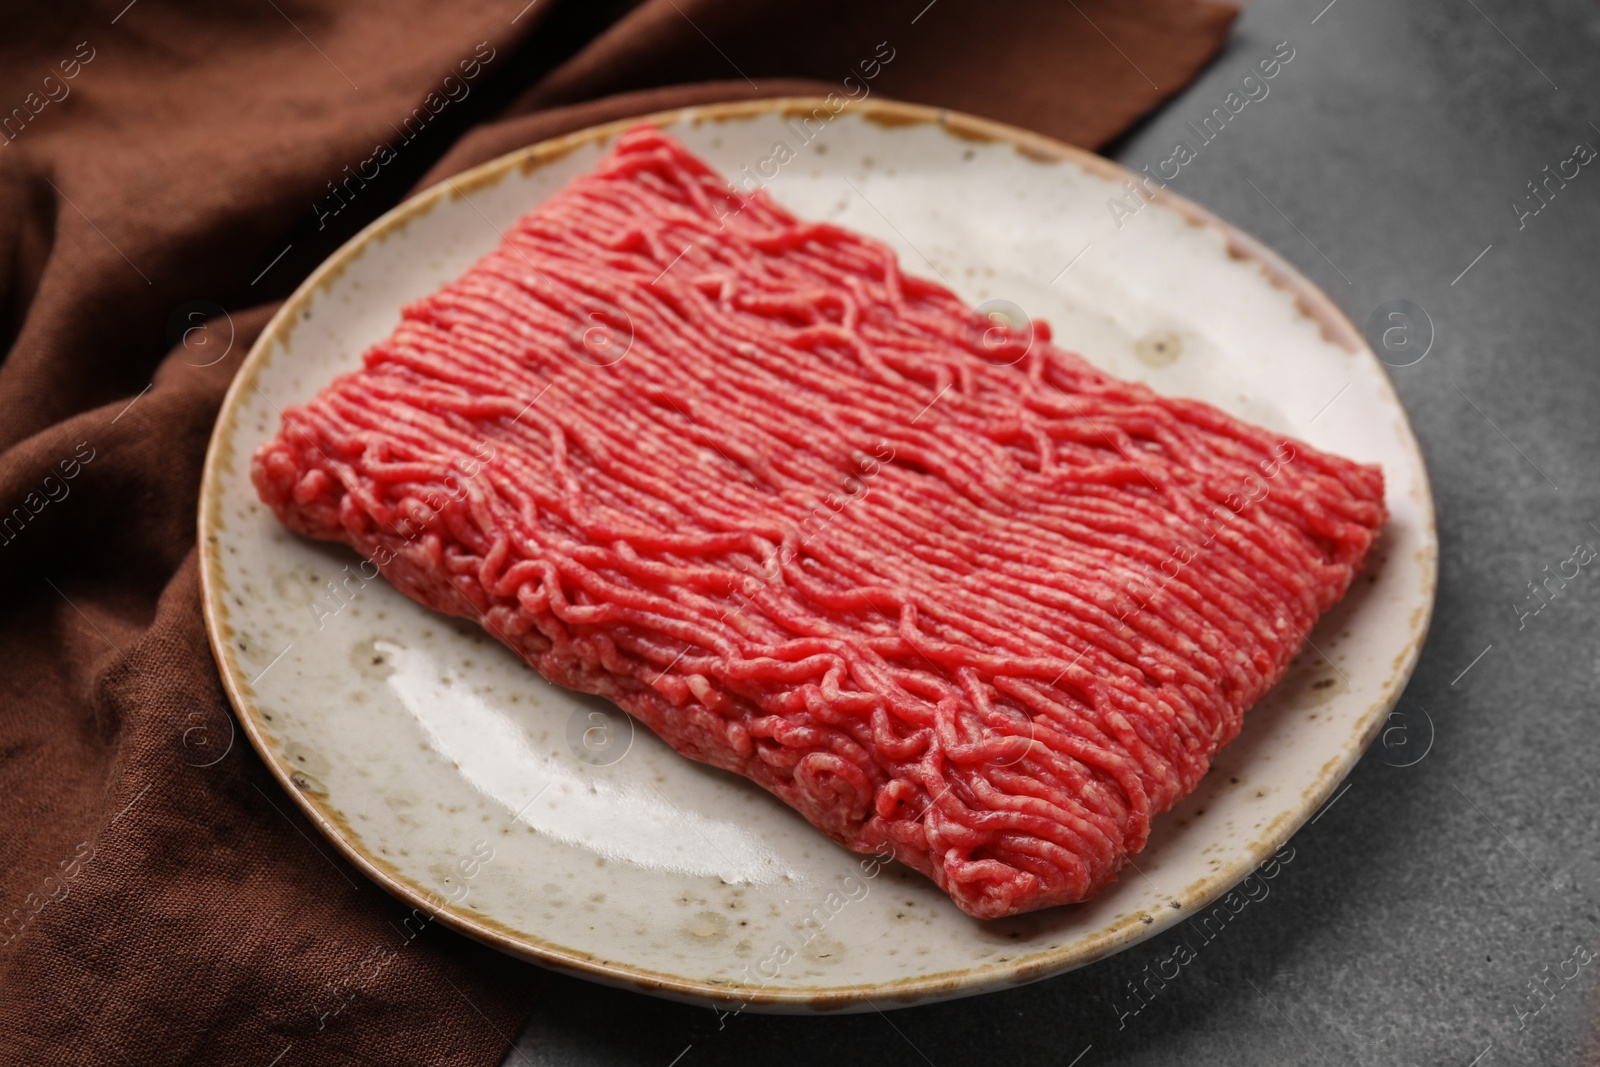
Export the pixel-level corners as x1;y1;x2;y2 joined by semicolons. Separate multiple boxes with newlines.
197;95;1439;1012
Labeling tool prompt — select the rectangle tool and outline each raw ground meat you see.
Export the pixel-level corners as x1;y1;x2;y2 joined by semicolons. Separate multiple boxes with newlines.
252;126;1386;919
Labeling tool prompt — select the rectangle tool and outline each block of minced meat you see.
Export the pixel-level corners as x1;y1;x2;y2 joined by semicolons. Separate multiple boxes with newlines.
252;126;1386;920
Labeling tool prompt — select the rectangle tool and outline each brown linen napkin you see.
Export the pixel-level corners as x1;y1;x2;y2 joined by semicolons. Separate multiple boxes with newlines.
0;1;1235;1063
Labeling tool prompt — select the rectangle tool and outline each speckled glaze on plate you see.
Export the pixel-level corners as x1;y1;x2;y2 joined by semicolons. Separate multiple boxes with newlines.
198;98;1436;1013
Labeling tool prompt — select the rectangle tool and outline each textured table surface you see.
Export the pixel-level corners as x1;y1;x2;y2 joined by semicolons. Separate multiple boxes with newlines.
507;1;1600;1063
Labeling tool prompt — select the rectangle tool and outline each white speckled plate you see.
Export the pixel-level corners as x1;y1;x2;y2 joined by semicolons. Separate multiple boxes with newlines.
198;98;1436;1013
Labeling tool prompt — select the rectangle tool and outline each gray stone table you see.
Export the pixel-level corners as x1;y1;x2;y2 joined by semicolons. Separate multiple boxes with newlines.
508;0;1600;1062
